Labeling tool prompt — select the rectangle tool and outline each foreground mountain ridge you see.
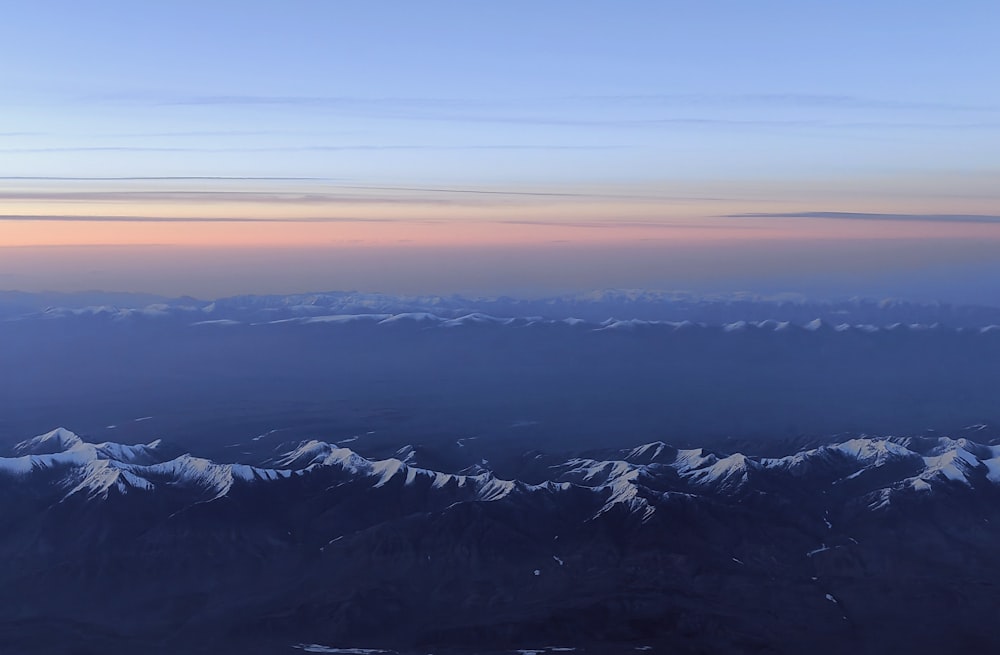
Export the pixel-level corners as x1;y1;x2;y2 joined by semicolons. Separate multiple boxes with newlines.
4;427;1000;653
5;427;1000;512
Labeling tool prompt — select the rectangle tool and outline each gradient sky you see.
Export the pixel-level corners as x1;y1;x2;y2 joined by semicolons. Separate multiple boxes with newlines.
3;1;1000;301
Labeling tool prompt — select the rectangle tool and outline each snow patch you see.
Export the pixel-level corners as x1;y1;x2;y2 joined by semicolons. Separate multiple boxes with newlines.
293;647;392;654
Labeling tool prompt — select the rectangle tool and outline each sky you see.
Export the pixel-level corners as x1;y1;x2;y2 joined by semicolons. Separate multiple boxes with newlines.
3;1;1000;301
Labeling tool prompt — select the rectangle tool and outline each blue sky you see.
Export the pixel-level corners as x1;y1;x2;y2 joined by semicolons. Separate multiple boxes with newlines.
2;1;1000;300
5;1;1000;182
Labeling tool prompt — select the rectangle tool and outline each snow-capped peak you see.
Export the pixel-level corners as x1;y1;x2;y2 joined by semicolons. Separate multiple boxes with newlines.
685;453;757;490
828;438;919;466
920;448;982;485
622;441;677;465
14;427;83;455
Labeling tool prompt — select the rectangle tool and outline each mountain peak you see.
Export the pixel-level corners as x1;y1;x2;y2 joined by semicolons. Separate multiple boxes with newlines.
13;427;83;455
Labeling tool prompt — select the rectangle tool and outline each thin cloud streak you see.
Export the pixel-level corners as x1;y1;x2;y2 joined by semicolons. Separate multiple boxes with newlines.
319;185;737;202
68;92;1000;130
0;214;645;227
100;130;307;138
494;219;764;230
0;214;756;230
0;214;419;223
726;211;1000;223
576;93;1000;113
335;185;601;199
0;176;329;181
151;94;472;108
0;182;741;203
351;114;1000;131
102;91;1000;114
3;144;624;154
0;191;459;205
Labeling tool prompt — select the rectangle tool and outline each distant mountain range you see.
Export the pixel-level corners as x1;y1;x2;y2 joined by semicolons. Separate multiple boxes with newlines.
6;288;1000;327
4;290;1000;453
3;426;1000;654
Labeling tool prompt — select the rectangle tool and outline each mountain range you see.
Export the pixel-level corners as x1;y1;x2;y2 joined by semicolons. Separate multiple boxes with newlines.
3;426;1000;654
6;288;1000;328
5;290;1000;452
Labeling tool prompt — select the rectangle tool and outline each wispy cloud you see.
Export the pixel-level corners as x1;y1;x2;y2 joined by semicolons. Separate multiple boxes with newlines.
100;130;306;138
2;144;624;154
725;211;1000;223
330;185;717;201
0;191;458;205
72;91;1000;130
0;214;418;223
329;114;1000;131
152;94;466;108
104;91;1000;114
0;176;327;181
0;183;740;204
577;93;1000;113
0;214;758;231
494;219;763;230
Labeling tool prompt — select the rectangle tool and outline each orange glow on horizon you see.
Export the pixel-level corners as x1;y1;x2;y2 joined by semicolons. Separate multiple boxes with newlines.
4;215;1000;249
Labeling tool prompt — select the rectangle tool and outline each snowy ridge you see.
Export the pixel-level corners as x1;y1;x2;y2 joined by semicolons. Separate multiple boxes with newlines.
756;436;1000;500
12;289;1000;333
2;429;167;479
277;439;522;501
63;459;156;500
762;438;924;477
1;428;290;501
551;432;1000;519
0;430;532;506
18;301;1000;335
5;428;1000;518
140;455;294;500
38;304;202;320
